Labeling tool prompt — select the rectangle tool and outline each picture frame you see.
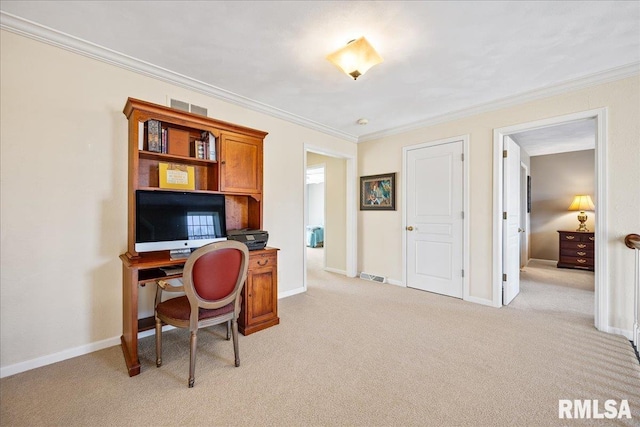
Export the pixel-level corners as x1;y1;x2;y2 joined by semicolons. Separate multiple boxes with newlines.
360;173;396;210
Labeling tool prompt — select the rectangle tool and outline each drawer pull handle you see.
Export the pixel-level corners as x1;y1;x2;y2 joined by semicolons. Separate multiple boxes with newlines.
589;237;595;241
565;235;575;240
577;251;586;256
257;259;269;266
577;244;587;248
577;259;587;264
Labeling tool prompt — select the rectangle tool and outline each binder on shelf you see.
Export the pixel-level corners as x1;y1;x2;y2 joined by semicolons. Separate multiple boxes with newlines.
159;162;195;190
145;119;162;153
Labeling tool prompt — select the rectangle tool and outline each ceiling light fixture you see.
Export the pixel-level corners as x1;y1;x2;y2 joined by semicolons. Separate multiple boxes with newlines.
326;36;383;80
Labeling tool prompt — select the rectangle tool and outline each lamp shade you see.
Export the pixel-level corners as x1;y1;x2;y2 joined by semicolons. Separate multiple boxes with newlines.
568;195;595;211
326;37;383;80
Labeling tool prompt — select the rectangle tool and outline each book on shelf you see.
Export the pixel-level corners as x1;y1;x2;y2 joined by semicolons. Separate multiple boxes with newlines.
194;139;206;159
158;162;195;190
202;131;217;161
167;128;190;157
145;119;162;153
161;128;167;153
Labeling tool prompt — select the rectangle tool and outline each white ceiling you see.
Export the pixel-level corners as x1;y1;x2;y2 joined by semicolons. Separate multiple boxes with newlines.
1;1;639;142
510;118;596;157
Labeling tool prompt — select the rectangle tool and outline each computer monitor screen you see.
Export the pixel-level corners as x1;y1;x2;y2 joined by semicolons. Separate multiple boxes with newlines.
135;190;227;253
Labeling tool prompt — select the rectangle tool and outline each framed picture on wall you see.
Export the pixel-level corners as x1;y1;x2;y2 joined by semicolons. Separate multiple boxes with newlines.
360;173;396;210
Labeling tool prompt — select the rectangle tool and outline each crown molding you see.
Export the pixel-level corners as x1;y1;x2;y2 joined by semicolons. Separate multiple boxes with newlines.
0;11;359;143
2;11;637;145
358;61;640;142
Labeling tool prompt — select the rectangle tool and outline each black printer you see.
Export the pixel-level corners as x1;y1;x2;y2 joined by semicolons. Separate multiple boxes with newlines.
226;229;269;251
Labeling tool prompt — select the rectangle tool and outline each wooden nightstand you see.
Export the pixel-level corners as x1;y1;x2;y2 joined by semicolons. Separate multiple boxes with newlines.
557;230;595;271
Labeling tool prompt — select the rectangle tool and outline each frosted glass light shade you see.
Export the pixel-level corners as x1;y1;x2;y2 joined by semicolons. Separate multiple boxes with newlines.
326;37;383;80
568;195;595;211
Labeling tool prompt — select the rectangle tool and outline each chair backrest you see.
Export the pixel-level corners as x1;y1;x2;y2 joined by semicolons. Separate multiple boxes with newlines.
181;240;249;322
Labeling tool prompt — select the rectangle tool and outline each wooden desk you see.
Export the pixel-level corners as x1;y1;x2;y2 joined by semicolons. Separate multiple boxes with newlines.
119;247;279;377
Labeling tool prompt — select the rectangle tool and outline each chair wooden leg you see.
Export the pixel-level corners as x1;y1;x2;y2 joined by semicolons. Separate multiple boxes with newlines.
226;320;231;340
189;331;197;388
155;316;162;367
232;319;240;367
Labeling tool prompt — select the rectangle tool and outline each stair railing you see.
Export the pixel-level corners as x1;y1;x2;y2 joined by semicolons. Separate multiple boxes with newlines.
625;234;640;348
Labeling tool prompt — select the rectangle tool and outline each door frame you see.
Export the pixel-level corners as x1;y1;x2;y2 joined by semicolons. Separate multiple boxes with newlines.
519;161;529;268
303;146;357;293
492;108;608;332
402;135;470;300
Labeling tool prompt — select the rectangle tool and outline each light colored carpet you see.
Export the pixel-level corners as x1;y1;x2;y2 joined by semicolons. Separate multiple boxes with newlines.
1;250;638;426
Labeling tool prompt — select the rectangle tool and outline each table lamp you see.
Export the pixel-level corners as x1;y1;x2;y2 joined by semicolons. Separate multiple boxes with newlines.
568;195;595;232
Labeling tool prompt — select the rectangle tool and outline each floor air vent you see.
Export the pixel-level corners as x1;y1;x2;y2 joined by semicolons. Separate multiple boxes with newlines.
359;272;386;283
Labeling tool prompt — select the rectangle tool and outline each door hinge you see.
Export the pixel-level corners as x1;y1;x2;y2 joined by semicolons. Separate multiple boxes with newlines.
503;211;507;220
461;211;464;219
503;150;508;158
462;269;465;278
503;273;507;281
461;153;464;161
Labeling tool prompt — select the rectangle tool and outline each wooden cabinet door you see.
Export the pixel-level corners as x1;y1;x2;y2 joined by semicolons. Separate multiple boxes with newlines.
246;263;277;325
220;133;263;193
239;249;279;335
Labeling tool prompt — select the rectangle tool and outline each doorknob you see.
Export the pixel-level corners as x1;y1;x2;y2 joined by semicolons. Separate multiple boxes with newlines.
406;226;414;231
518;228;524;232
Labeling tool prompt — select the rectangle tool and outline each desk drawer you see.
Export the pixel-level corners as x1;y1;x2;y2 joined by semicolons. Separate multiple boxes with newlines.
248;252;277;270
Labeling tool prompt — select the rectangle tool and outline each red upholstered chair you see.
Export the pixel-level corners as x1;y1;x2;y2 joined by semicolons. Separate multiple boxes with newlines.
154;240;249;388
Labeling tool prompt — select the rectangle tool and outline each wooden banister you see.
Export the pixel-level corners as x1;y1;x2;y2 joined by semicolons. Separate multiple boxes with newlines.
625;234;640;250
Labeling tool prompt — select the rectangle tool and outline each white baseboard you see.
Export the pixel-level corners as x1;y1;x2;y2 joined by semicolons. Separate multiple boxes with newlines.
324;267;346;275
604;326;633;341
278;286;305;299
464;295;497;307
528;258;558;265
0;336;120;379
386;278;404;287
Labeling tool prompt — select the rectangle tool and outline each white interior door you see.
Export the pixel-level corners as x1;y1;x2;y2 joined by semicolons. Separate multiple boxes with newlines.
503;137;521;305
406;141;463;298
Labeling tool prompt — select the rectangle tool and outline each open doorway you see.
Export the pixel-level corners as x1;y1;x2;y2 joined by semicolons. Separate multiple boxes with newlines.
493;108;608;332
303;148;357;292
306;164;326;274
509;121;596;321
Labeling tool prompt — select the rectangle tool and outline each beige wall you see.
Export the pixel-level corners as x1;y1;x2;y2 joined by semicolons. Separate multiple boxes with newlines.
2;28;639;373
359;76;640;330
307;153;347;273
0;31;356;369
530;150;596;261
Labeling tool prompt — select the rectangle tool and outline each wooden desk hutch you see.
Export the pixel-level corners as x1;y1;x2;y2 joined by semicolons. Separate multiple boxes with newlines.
120;98;279;377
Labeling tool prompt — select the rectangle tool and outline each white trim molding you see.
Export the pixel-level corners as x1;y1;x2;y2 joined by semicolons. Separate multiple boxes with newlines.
0;336;120;379
0;11;358;143
493;108;609;331
1;11;637;146
361;63;638;142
